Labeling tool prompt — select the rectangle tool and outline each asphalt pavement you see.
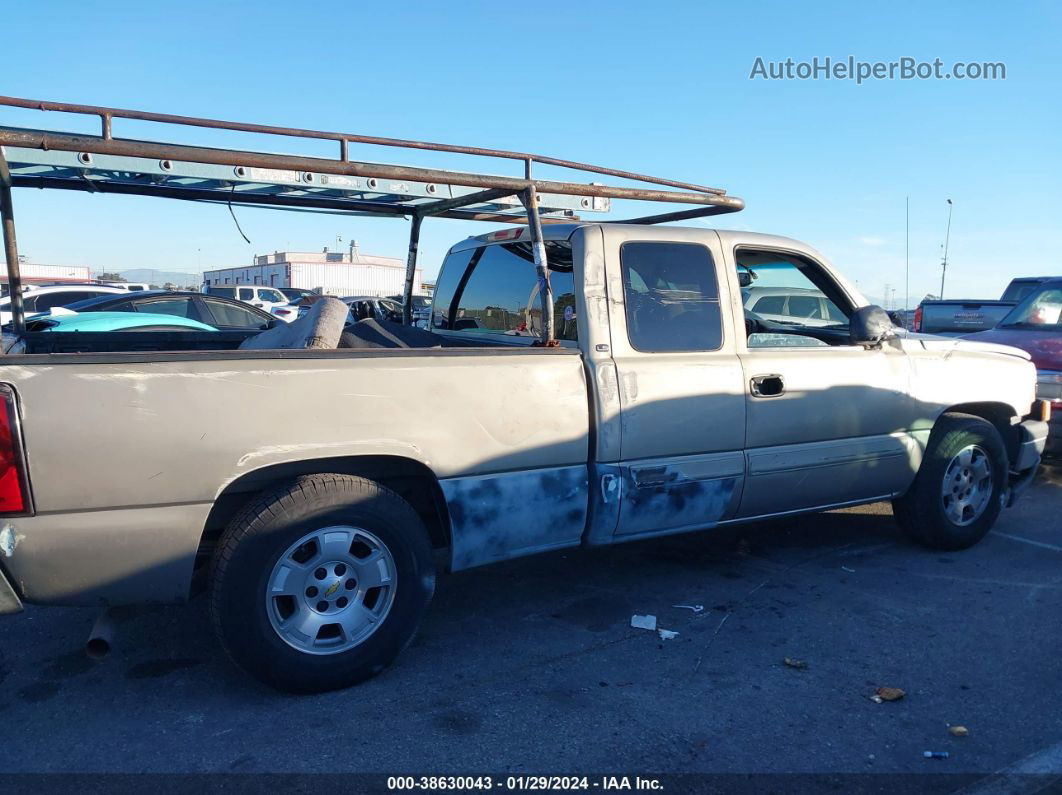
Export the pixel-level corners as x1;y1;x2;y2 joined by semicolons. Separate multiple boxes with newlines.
1;464;1060;781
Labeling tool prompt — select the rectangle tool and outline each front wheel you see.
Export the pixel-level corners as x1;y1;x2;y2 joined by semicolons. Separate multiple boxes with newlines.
892;413;1008;550
210;474;435;693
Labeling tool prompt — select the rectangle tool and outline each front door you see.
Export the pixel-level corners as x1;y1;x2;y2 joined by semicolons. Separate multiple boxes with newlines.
729;245;918;518
598;226;747;542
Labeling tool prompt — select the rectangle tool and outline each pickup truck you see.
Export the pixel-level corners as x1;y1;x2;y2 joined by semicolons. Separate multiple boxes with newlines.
913;277;1060;336
0;223;1049;693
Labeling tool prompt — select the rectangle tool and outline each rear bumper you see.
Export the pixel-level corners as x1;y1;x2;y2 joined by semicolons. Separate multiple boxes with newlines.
0;562;23;614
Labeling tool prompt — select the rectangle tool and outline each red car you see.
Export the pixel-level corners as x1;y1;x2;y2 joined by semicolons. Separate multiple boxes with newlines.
965;278;1062;455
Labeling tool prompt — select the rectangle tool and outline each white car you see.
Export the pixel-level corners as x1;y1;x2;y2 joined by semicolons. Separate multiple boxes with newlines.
101;282;151;292
0;284;129;325
742;285;848;328
202;285;289;314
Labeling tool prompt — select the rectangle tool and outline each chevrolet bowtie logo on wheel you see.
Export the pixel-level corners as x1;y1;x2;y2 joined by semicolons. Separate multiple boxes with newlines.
323;581;341;598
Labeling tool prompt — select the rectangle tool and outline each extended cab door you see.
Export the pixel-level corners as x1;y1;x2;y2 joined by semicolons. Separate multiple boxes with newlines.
589;225;746;543
724;239;919;518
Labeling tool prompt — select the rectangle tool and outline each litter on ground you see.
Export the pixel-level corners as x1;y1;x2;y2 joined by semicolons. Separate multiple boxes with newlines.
658;629;679;640
783;657;808;670
630;614;657;631
672;604;704;613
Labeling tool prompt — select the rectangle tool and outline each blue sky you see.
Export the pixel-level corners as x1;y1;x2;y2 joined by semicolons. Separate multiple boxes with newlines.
1;0;1059;306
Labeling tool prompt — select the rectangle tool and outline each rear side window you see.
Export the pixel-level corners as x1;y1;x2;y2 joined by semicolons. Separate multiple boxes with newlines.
751;295;786;314
202;298;270;328
31;291;100;312
620;242;722;352
133;297;200;320
238;287;254;301
208;286;237;299
435;241;577;342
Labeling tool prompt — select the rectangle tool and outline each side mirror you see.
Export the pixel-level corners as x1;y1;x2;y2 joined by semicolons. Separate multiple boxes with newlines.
850;305;895;347
738;272;753;288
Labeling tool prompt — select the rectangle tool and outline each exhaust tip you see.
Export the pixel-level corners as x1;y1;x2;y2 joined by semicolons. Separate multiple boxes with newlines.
86;636;111;660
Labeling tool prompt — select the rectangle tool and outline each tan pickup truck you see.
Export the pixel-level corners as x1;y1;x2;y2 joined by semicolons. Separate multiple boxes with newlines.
0;97;1048;693
0;222;1048;692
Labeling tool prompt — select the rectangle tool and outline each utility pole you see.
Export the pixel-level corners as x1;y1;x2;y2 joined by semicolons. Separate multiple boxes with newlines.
904;196;909;314
939;199;953;299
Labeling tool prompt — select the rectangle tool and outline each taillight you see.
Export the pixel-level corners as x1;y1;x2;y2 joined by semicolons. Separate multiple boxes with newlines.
0;385;30;515
274;309;293;316
913;305;923;332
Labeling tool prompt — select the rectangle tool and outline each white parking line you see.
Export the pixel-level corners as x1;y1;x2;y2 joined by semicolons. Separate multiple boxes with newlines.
955;739;1062;794
992;531;1062;553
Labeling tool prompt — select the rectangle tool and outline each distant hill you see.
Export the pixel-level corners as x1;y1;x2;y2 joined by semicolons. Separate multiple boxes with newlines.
93;268;202;287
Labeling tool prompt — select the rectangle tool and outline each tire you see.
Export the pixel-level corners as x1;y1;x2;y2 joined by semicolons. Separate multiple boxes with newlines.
210;474;435;693
892;413;1008;551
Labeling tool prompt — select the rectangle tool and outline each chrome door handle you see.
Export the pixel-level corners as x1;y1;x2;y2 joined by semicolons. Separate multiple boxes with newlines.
750;374;785;397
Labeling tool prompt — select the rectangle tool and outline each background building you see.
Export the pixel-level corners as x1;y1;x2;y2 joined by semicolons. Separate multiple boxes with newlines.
202;243;426;297
2;262;92;289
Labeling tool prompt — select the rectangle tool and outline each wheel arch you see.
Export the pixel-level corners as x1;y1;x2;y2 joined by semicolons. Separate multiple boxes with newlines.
194;455;451;595
938;401;1020;464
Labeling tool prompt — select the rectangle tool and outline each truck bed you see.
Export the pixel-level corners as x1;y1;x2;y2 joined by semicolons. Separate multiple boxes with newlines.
0;344;590;604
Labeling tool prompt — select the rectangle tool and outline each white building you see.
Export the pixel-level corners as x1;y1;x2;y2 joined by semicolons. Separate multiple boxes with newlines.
202;244;425;297
2;262;92;288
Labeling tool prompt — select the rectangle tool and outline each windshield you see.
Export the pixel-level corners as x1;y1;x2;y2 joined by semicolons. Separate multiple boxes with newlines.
1000;286;1062;329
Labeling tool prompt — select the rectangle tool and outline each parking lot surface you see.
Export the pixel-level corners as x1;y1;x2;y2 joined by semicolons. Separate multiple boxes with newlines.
1;464;1060;778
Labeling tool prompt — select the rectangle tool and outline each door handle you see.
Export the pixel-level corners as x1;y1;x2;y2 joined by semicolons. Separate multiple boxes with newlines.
750;374;785;398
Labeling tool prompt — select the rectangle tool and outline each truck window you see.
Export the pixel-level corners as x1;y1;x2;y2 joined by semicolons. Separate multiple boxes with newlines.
620;241;722;352
737;249;850;333
238;287;255;301
435;241;577;342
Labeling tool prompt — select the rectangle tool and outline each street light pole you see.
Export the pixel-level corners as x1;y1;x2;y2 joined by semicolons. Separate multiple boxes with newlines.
939;199;953;299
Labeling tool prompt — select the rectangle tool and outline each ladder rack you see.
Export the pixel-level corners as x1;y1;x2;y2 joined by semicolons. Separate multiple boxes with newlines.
0;96;745;339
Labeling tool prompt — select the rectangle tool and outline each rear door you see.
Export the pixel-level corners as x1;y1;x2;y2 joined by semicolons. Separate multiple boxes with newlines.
594;226;746;542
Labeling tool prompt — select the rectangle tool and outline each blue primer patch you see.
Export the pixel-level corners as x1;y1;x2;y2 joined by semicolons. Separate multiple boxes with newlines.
442;466;589;571
614;466;738;541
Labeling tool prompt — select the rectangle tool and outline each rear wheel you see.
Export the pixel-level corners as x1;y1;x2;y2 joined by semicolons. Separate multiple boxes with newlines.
893;413;1008;550
210;474;434;693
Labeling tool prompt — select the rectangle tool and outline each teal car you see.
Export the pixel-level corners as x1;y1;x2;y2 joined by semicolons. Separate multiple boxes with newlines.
23;310;217;333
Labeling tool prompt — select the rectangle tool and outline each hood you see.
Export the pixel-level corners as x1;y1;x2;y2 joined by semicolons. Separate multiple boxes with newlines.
963;327;1062;371
901;331;1032;361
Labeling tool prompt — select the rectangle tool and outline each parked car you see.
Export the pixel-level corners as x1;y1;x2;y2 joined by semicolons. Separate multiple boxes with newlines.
0;223;1048;694
272;294;356;324
344;295;403;324
963;279;1062;455
912;276;1061;336
1;310;217;353
0;284;129;325
202;284;289;313
741;285;848;328
387;293;432;327
62;290;276;331
279;287;318;302
101;282;151;292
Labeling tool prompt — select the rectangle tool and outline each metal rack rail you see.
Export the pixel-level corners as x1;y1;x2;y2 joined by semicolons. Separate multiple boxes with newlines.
0;96;745;341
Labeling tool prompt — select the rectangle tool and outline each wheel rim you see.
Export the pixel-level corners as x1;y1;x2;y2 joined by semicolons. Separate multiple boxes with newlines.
266;525;397;655
941;444;994;527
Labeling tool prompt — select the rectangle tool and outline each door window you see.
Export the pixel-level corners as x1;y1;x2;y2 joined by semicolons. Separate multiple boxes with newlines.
619;241;722;352
237;287;254;301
